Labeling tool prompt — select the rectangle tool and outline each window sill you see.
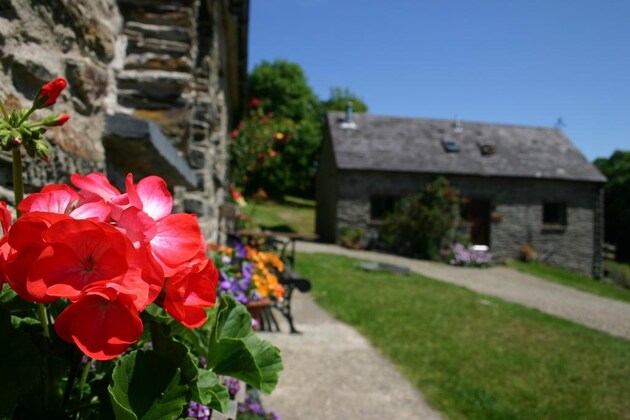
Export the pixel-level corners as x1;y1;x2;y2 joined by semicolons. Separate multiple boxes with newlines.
541;224;566;233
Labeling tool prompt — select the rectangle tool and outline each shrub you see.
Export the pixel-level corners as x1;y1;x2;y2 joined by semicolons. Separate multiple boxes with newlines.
230;99;319;199
379;177;461;259
339;225;365;248
604;260;630;289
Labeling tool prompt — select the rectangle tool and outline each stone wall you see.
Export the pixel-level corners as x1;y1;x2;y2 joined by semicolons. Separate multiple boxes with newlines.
333;170;603;277
0;0;247;243
0;0;120;190
112;0;239;241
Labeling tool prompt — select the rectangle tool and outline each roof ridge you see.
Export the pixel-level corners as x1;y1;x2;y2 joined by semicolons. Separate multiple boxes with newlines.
326;111;562;132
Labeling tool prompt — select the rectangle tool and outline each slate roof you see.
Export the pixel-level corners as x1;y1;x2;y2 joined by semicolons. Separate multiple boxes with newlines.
326;112;606;183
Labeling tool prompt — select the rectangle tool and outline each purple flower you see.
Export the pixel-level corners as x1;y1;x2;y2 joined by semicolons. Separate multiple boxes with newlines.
448;243;492;267
187;401;211;420
222;376;241;399
234;241;247;258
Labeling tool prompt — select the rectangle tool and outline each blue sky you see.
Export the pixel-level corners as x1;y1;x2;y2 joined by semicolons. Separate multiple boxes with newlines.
248;0;629;161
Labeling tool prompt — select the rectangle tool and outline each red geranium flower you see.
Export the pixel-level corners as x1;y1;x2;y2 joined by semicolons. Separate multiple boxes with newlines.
35;78;67;108
26;219;130;301
163;258;219;328
55;288;143;360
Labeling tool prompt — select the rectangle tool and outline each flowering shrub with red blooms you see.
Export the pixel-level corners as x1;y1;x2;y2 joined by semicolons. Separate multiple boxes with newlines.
0;78;282;419
229;100;297;198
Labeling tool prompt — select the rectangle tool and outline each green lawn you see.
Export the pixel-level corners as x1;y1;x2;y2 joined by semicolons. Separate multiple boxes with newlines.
507;260;630;304
295;253;630;419
245;196;315;236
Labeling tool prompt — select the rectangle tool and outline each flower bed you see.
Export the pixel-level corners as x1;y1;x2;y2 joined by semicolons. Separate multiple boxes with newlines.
444;242;493;267
211;240;285;305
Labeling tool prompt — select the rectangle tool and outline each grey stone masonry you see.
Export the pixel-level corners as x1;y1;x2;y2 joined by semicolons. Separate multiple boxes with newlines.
334;170;602;278
0;0;247;244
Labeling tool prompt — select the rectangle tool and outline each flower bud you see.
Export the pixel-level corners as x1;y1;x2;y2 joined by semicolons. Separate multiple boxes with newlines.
34;78;67;109
41;113;71;127
34;140;50;162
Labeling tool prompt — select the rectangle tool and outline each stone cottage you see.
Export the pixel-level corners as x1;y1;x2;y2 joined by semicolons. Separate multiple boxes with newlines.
0;0;249;242
316;111;606;277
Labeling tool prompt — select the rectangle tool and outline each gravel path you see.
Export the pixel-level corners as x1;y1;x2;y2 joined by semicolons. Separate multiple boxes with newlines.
259;292;442;420
295;241;630;340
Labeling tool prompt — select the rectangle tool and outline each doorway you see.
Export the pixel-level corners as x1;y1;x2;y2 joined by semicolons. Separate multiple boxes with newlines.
462;198;491;246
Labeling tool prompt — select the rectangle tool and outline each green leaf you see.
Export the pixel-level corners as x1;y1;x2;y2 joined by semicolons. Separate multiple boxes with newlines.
0;308;40;418
108;350;188;420
191;370;230;413
206;295;283;394
149;321;198;386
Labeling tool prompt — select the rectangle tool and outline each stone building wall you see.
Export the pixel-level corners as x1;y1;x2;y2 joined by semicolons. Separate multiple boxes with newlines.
112;0;239;241
0;0;120;190
0;0;247;243
333;170;603;277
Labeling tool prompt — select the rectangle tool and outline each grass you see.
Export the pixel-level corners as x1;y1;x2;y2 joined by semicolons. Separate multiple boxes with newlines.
295;253;630;419
245;196;315;236
507;260;630;304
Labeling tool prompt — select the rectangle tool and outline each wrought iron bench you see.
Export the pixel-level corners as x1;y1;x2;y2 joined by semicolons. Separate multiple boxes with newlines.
238;230;315;334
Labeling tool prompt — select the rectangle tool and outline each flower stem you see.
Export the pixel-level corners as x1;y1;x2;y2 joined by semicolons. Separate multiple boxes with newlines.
12;147;23;216
15;106;35;127
12;147;51;338
0;101;8;120
36;303;50;338
78;359;91;400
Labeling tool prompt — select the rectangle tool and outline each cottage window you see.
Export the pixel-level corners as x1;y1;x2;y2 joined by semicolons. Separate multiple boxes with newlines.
370;196;398;220
543;202;567;226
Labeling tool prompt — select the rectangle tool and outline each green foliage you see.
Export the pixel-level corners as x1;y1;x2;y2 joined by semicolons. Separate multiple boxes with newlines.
230;103;298;198
379;177;461;259
604;260;630;289
322;87;368;112
1;291;282;419
205;295;283;394
248;60;320;121
0;308;40;417
339;225;365;248
246;60;321;198
594;150;630;261
298;253;630;419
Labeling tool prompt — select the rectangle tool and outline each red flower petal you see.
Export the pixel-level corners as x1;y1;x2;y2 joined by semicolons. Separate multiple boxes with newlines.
18;184;79;215
134;175;172;221
55;291;142;360
163;258;218;328
150;213;204;273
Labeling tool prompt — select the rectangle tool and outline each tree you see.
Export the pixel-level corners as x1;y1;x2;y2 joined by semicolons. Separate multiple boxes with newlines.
248;60;320;121
247;60;321;198
244;60;370;198
322;87;368;112
594;150;630;262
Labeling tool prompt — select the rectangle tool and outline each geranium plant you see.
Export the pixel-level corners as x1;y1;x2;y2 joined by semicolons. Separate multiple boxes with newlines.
0;78;282;418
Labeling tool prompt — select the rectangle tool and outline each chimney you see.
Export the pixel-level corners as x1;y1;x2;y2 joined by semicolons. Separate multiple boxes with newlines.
340;101;357;129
